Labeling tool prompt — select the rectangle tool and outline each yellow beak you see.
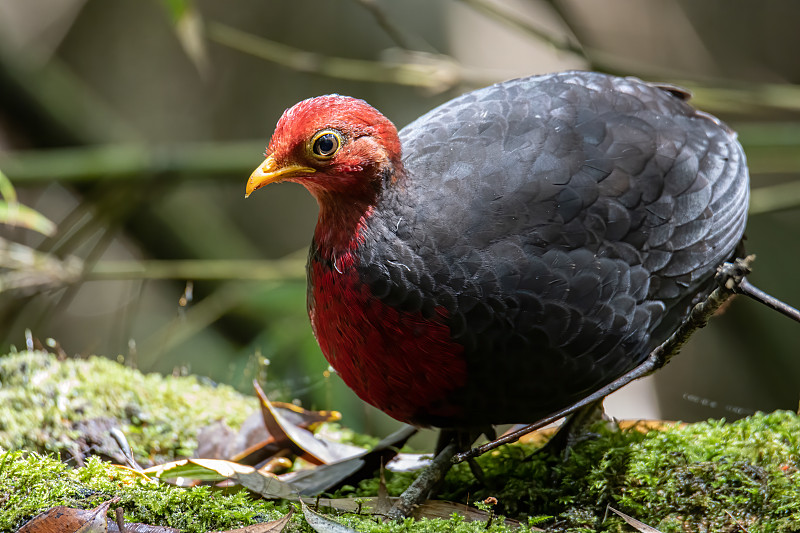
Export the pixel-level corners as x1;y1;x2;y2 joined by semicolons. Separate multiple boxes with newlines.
245;156;316;198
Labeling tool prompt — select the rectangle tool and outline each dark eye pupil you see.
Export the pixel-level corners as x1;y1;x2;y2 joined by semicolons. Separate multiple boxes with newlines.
315;134;338;156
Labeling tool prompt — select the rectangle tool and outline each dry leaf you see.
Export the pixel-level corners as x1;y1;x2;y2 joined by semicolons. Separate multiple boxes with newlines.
516;419;685;447
281;424;416;495
144;458;297;499
253;381;364;465
301;501;358;533
306;497;523;527
18;499;118;533
271;401;341;430
210;403;341;464
107;520;179;532
608;506;663;533
209;509;293;533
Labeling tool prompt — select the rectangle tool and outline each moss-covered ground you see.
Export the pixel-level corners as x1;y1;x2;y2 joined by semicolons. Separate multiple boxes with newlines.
0;351;257;464
2;351;800;532
345;411;800;531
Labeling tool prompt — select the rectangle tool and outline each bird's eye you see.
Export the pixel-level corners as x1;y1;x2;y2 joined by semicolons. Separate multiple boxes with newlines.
310;130;342;160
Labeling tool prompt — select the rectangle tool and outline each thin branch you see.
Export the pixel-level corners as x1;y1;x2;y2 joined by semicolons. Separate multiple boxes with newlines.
0;141;264;183
205;21;503;92
735;278;800;324
84;258;306;282
454;0;585;57
206;22;460;91
352;0;414;50
749;181;800;216
3;125;800;192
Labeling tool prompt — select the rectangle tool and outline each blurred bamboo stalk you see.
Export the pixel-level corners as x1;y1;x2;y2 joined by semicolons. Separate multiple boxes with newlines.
205;22;503;92
203;13;800;118
3;121;800;181
749;182;800;216
139;280;272;359
0;237;82;292
454;0;584;56
0;141;264;183
86;258;306;281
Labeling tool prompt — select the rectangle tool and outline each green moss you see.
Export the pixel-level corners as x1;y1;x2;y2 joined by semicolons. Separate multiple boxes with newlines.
617;412;800;532
340;413;800;531
327;512;545;533
4;351;800;531
0;450;540;533
0;450;289;532
0;351;257;465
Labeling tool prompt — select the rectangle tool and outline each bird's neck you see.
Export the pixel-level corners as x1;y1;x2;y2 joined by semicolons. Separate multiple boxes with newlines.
312;193;376;264
309;165;399;263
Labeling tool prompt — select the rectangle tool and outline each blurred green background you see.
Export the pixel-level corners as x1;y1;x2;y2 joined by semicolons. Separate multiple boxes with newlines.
1;0;799;440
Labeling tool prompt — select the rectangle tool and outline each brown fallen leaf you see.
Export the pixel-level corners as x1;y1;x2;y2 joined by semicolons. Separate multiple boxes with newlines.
306;497;524;527
271;401;341;430
144;458;297;499
209;509;293;533
205;403;341;464
253;381;364;466
301;501;358;533
107;521;180;532
282;424;416;495
516;419;686;447
18;498;118;533
607;506;663;533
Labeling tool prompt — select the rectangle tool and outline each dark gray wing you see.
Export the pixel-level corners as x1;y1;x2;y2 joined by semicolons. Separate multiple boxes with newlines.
358;71;749;425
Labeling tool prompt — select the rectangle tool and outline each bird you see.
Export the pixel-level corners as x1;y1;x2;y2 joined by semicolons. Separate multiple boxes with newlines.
246;71;749;432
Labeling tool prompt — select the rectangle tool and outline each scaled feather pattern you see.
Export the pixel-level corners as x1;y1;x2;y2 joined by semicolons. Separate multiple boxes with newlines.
247;71;749;428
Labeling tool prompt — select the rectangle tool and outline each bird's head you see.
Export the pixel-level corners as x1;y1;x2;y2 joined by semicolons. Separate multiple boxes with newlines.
246;95;402;203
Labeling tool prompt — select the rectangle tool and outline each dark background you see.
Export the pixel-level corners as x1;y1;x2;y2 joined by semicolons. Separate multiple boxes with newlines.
1;0;799;440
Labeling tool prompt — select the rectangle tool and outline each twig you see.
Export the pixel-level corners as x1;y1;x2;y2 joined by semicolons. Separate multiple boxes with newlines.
109;427;144;472
352;0;414;50
0;141;264;183
115;507;127;533
3;125;799;185
749;181;800;216
85;258;306;281
205;22;468;93
453;0;585;57
736;278;800;324
454;256;756;463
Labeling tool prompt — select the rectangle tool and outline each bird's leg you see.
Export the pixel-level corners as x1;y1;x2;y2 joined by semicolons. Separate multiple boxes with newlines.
389;427;489;520
388;440;459;520
454;256;757;463
533;399;606;461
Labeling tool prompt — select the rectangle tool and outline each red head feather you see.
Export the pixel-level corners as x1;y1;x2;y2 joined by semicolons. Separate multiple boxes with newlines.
248;95;402;254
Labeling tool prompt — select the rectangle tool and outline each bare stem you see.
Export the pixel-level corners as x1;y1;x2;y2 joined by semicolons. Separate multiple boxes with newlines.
85;258;306;281
454;0;585;56
205;22;466;92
